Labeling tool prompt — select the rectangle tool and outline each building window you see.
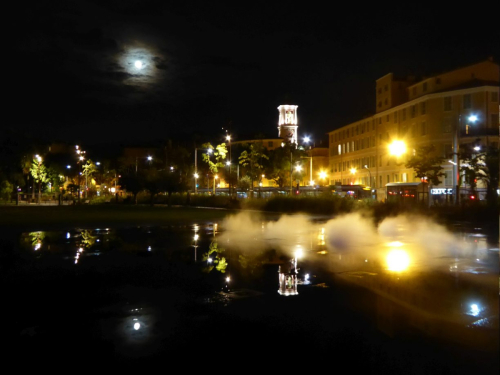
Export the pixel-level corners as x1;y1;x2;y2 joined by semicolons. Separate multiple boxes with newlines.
444;97;452;111
378;102;382;108
411;124;416;138
268;141;273;148
421;121;427;136
387;175;390;184
492;92;498;102
420;101;426;115
378;88;382;94
384;98;388;105
411;105;417;118
491;114;499;128
384;84;388;92
386;115;389;122
443;144;453;158
436;77;441;84
394;112;398;123
402;109;406;121
379;118;382;124
445;172;452;186
463;94;472;109
402;173;407;182
338;145;341;155
423;82;428;92
442;118;452;133
379;176;383;187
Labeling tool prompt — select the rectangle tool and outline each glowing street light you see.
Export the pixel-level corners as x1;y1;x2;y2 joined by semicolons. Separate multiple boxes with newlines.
134;60;143;69
388;140;406;157
135;156;153;173
454;114;479;205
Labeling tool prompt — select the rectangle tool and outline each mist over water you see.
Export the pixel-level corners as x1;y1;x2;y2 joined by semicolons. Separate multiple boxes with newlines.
219;212;477;271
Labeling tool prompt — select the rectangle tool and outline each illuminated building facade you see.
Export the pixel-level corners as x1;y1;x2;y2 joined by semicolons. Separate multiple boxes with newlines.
328;59;499;201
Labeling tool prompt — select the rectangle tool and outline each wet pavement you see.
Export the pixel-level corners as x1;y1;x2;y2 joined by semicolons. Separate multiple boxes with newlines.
3;220;499;373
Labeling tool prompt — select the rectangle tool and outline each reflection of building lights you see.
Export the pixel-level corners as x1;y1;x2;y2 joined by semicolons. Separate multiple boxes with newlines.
387;241;404;247
317;250;327;255
295;247;303;259
386;249;410;271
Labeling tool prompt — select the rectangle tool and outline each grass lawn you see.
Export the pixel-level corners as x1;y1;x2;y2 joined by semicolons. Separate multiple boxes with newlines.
0;205;235;231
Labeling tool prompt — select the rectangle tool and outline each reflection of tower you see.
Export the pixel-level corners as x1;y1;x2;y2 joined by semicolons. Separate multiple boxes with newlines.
278;256;299;296
277;105;298;145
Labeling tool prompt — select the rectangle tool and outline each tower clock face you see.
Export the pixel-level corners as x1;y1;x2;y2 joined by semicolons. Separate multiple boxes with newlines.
287;129;294;138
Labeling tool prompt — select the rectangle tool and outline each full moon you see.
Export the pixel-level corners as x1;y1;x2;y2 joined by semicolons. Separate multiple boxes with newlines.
134;60;143;69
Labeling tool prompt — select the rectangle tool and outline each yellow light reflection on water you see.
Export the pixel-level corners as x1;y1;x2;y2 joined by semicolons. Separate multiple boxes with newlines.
386;249;410;271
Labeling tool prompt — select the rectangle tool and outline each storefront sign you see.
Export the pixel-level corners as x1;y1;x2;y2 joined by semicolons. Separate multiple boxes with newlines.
431;188;453;195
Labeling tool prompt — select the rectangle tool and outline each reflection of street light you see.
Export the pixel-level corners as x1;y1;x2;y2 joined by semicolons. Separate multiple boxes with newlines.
213;174;218;195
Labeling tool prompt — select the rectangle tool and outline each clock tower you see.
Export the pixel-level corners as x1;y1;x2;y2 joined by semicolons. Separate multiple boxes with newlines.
277;105;298;144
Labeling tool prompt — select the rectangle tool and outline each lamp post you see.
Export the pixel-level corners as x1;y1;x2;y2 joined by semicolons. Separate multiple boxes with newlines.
364;165;372;187
318;171;327;186
136;156;153;174
226;135;232;198
453;114;478;205
350;167;356;185
195;147;212;194
35;154;42;204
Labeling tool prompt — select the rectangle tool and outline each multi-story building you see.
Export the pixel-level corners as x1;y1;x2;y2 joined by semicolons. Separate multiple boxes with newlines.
328;58;499;202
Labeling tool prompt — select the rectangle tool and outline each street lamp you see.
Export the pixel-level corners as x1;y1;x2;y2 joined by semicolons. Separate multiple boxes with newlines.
350;167;356;185
34;154;43;204
364;165;372;187
318;171;327;186
195;147;212;193
453;114;478;205
194;173;199;193
388;140;406;157
136;156;153;174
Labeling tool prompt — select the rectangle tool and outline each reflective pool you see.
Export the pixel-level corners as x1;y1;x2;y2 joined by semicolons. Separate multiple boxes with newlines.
4;211;498;373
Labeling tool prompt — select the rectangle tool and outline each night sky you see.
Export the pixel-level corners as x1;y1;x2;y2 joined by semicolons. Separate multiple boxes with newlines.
8;1;500;147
